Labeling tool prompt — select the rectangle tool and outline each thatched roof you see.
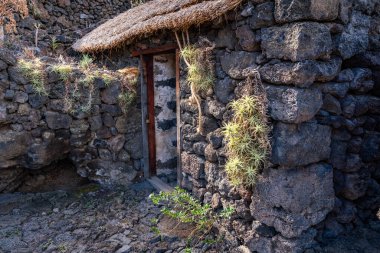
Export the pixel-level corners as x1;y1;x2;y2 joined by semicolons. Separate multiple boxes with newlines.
72;0;242;53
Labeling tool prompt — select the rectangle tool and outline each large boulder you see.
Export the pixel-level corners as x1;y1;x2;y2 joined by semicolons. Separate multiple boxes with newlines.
266;85;322;123
24;138;70;169
250;164;335;238
274;0;340;23
260;57;341;87
271;122;331;167
0;130;31;169
261;22;332;62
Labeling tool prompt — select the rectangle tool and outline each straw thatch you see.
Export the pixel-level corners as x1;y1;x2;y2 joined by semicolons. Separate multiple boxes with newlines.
72;0;242;53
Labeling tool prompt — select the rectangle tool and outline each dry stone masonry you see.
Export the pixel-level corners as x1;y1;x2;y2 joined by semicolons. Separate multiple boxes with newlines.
174;0;380;252
0;50;143;192
0;0;380;252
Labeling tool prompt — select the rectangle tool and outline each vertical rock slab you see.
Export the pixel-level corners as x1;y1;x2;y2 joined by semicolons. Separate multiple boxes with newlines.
250;164;335;238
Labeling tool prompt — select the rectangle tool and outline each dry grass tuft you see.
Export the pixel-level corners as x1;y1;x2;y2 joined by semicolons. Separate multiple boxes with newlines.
181;40;215;93
0;0;28;33
18;58;47;95
223;71;270;188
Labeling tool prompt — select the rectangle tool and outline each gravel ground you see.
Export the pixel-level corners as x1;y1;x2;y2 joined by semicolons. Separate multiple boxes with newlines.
0;182;192;253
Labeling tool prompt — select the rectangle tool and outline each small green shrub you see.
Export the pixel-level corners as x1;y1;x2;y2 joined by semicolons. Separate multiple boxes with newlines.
18;58;47;95
52;63;72;81
149;187;234;249
79;54;93;70
223;93;270;187
50;36;60;52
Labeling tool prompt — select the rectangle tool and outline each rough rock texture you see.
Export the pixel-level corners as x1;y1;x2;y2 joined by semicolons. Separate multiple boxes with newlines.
274;0;340;23
271;122;331;167
2;0;380;252
178;1;380;251
337;11;371;59
266;85;322;123
261;22;332;61
250;164;335;238
220;51;258;79
0;51;142;191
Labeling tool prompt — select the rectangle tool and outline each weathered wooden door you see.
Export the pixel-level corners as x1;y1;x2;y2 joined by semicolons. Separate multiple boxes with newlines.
138;47;181;182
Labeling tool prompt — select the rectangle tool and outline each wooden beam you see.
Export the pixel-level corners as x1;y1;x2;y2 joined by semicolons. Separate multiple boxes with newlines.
175;49;182;187
140;55;150;179
132;43;178;57
145;55;157;176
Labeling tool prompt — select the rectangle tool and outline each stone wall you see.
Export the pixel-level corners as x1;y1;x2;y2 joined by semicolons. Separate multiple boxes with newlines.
0;49;142;192
6;0;132;51
177;0;380;252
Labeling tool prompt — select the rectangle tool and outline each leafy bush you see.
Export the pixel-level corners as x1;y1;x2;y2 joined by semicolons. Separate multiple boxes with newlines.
149;187;234;248
223;73;270;187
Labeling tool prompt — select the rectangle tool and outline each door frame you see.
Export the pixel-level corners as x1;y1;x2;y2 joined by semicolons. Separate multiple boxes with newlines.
133;44;182;184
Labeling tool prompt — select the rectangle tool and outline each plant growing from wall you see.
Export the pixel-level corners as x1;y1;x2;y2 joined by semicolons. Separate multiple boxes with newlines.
79;54;94;70
18;58;47;95
223;70;270;187
149;187;234;250
50;36;61;53
175;31;215;135
117;67;139;113
52;63;73;81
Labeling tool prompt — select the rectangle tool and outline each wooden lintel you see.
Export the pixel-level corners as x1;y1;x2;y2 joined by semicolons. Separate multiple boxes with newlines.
132;43;178;57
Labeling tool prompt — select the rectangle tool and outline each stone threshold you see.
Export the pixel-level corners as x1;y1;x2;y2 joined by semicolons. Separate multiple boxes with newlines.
147;176;174;193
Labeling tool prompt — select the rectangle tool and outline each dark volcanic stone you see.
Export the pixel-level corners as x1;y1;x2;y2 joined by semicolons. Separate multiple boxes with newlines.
45;111;72;130
271;122;331;167
261;22;332;62
250;2;275;29
214;77;236;104
274;0;339;23
360;132;380;163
